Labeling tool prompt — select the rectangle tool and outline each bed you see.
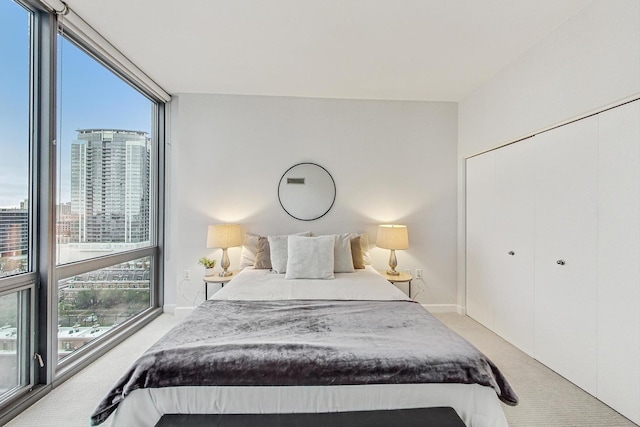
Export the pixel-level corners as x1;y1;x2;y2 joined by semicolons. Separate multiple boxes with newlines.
92;265;517;427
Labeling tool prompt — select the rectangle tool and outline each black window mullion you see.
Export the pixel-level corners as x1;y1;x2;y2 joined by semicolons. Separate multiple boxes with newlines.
34;7;58;387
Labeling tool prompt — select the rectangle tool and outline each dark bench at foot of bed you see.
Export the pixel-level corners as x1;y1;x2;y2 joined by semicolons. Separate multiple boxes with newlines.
155;407;467;427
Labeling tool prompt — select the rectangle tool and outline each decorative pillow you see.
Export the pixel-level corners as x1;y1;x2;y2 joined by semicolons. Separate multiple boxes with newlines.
350;233;372;265
268;232;312;273
285;235;335;279
350;236;365;269
253;237;272;269
239;232;260;268
333;233;355;273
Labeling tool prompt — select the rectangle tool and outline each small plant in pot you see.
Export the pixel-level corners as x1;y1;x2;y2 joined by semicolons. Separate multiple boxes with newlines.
199;257;217;276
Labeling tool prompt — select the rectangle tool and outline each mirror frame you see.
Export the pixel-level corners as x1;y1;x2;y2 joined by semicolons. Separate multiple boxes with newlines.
278;162;336;221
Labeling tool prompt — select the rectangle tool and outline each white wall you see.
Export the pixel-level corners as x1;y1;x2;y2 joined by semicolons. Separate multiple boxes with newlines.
457;0;640;307
165;94;458;311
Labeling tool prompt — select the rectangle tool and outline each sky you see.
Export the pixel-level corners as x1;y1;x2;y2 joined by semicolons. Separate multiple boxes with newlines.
0;0;152;208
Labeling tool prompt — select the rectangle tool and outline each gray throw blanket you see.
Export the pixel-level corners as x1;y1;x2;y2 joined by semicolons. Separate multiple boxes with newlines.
91;300;518;425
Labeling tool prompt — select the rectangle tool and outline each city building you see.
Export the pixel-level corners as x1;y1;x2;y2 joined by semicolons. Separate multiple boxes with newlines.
56;202;74;244
71;129;150;245
0;209;28;259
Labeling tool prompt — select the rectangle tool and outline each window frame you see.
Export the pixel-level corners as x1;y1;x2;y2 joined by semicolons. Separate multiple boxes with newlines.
0;0;38;411
0;284;35;409
50;30;165;376
0;0;166;422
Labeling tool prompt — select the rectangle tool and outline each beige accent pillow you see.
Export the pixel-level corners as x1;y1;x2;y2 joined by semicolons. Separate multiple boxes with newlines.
253;236;272;269
350;236;365;269
350;233;371;265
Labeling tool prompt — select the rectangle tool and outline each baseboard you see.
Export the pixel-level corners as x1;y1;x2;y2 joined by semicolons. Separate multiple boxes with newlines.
174;306;195;319
422;304;465;314
163;304;176;314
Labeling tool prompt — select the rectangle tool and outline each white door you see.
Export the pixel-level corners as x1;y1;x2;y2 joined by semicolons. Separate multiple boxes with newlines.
596;100;640;423
466;152;497;329
493;139;536;356
533;116;598;395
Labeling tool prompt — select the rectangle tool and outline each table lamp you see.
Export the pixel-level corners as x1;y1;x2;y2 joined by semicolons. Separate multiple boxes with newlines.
206;224;243;277
376;224;409;276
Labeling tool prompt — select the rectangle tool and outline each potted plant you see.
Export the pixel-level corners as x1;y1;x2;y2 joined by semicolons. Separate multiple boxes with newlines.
198;257;217;276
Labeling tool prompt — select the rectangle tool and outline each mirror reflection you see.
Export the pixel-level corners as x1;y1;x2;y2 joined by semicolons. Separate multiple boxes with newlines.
278;163;336;221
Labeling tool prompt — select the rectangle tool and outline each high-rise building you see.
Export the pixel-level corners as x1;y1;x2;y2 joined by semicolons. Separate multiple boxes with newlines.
0;208;28;258
56;202;74;244
71;129;150;244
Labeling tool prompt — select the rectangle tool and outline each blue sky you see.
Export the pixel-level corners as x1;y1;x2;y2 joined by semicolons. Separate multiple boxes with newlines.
0;0;152;208
0;0;29;208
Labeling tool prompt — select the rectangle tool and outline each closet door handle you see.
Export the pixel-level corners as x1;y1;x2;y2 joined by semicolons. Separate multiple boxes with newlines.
508;251;515;256
556;259;566;266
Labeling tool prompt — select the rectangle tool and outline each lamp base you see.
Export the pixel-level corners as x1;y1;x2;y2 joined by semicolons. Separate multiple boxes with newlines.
219;248;232;277
386;249;399;276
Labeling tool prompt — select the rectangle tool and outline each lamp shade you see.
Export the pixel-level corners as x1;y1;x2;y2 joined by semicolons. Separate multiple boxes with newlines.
376;224;409;250
206;224;243;249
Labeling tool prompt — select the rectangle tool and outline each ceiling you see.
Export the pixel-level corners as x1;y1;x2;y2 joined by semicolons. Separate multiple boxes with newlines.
64;0;592;102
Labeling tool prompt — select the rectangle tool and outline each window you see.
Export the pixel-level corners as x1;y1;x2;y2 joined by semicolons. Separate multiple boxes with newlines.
0;0;31;278
56;36;154;265
0;290;31;401
55;35;158;363
0;0;34;407
0;0;164;422
57;256;151;361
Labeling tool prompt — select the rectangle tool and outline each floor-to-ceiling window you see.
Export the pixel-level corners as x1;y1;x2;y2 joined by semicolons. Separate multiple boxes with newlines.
55;35;156;363
0;0;166;422
0;0;35;407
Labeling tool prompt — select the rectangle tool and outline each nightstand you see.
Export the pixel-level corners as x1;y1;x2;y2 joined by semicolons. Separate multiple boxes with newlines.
379;271;413;298
203;270;238;299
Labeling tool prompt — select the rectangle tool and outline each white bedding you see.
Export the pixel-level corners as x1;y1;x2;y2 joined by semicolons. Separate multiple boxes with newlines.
106;267;509;427
211;266;410;302
111;383;508;427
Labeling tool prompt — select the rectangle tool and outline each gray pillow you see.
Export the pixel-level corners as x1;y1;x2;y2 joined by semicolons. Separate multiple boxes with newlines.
285;235;335;279
333;233;355;273
267;232;311;273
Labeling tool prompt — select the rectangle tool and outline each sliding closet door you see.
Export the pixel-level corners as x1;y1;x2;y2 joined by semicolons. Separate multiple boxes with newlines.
533;116;598;395
492;139;535;356
596;100;640;424
466;152;496;329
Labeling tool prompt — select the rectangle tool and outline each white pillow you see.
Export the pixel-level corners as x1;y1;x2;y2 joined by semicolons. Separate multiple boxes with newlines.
333;233;355;273
285;235;335;280
350;233;372;265
239;232;260;269
268;232;312;273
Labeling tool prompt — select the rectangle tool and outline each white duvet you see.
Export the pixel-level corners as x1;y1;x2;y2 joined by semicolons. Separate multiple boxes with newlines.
211;266;410;301
106;267;509;427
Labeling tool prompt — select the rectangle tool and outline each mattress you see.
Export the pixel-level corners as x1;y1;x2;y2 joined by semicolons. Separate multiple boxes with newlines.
99;267;514;427
211;266;410;301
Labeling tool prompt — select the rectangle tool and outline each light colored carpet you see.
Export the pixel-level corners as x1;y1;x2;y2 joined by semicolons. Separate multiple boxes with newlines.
5;312;638;426
436;313;637;427
6;314;178;427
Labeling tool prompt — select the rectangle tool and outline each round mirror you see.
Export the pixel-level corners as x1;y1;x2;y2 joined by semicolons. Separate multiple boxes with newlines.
278;163;336;221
